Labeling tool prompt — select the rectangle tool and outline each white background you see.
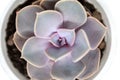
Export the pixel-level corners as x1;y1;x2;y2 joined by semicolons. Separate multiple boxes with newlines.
0;0;120;80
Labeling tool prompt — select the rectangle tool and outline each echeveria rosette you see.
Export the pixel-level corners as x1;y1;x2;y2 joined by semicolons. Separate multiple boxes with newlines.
13;0;107;80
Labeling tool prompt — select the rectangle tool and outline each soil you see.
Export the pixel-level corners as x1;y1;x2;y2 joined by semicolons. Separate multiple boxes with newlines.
5;0;106;79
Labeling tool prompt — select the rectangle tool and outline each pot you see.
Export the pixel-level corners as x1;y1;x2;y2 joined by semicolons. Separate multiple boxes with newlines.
0;0;111;80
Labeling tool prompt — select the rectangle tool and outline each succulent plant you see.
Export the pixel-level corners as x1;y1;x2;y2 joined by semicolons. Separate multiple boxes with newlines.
13;0;107;80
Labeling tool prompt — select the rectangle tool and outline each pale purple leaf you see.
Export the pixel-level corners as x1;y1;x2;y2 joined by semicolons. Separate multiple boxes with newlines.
77;48;100;79
32;0;40;5
22;37;49;68
71;29;90;62
45;44;71;61
57;29;75;46
27;60;53;80
51;54;85;80
55;0;87;29
16;5;44;38
81;17;107;49
49;33;60;47
13;32;27;51
34;10;63;38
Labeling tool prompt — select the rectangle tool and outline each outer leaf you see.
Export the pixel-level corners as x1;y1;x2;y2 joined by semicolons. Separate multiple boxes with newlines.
81;17;107;49
77;48;101;79
55;0;87;29
27;60;53;80
22;37;49;68
34;10;63;38
16;5;44;38
40;0;58;10
51;54;86;80
13;32;27;51
32;0;41;5
71;29;90;62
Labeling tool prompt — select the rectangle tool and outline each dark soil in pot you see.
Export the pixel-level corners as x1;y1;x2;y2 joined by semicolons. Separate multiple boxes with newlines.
5;0;106;79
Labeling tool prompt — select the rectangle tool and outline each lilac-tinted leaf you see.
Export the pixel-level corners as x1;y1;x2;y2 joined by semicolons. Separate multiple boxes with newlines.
49;32;66;47
49;33;60;47
13;32;27;51
32;0;40;5
77;48;100;79
55;0;87;29
22;37;49;67
40;0;58;10
27;60;53;80
34;10;63;38
16;5;44;38
57;29;75;46
81;17;107;49
71;29;90;62
45;44;71;61
51;54;85;80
